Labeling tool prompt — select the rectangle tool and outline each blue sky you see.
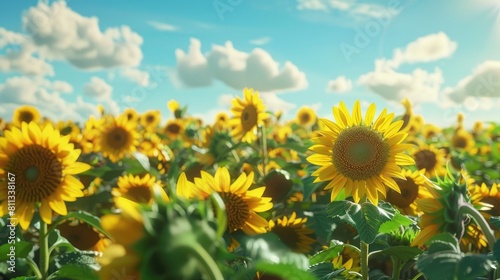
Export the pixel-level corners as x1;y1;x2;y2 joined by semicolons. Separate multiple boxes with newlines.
1;0;500;128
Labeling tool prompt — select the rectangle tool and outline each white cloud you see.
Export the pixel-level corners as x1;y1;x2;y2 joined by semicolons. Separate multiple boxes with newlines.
296;0;400;20
358;64;443;104
260;92;297;114
147;21;177;32
0;28;27;48
249;36;272;46
444;60;500;103
120;67;150;86
172;38;308;92
326;76;352;93
0;46;54;76
0;76;98;122
51;80;73;93
84;77;112;100
382;32;457;69
297;0;328;11
22;1;143;70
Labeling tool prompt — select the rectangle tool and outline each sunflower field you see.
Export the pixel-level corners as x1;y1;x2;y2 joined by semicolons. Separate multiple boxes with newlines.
1;88;500;280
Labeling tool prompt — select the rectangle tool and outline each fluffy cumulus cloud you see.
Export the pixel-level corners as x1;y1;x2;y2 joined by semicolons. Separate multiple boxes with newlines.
172;38;308;92
0;27;27;48
120;67;151;86
22;1;143;70
84;77;113;100
444;60;500;103
382;32;457;69
358;65;443;104
0;47;54;76
0;76;98;122
326;76;352;93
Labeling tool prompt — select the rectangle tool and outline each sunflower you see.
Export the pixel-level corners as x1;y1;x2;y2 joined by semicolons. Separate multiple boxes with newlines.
112;174;169;204
274;125;292;143
177;167;273;235
268;212;315;254
0;122;91;229
164;119;185;139
400;98;413;129
167;99;180;113
262;168;293;202
469;183;500;237
57;219;110;252
332;245;361;279
12;105;41;127
214;112;230;130
97;115;139;163
140;110;161;131
412;144;447;178
98;197;143;280
122;108;139;123
295;106;317;127
460;223;489;253
307;100;415;205
229;88;268;143
451;129;477;155
422;124;441;140
385;169;428;216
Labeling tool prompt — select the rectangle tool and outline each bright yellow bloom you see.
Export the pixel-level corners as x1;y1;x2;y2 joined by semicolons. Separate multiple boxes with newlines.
0;122;91;229
229;88;268;143
12;105;41;127
268;212;315;254
140;110;161;131
112;174;169;204
412;144;447;178
295;106;317;127
307;100;415;205
385;169;429;216
97;115;139;162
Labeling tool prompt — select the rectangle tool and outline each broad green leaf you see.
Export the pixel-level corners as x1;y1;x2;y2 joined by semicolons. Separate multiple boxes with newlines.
379;213;414;233
309;244;344;265
255;262;317;280
54;251;101;270
308;262;345;280
50;211;111;239
377;246;423;263
456;255;494;279
0;241;33;262
47;264;98;280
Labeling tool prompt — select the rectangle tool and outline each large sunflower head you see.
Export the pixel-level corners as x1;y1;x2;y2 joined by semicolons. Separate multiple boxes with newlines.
112;174;169;205
295;106;317;127
98;115;139;163
385;169;429;216
268;212;315;254
229;88;268;143
140;110;161;131
412;144;447;178
177;167;273;235
164;119;185;139
0;122;91;229
469;183;500;231
12;105;41;127
57;219;110;252
307;100;415;205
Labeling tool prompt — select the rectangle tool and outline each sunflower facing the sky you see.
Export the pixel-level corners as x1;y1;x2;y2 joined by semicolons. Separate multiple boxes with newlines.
307;100;415;205
0;122;91;229
412;144;447;178
176;167;273;235
229;88;268;143
268;212;315;254
97;115;139;163
12;105;41;127
140;110;161;131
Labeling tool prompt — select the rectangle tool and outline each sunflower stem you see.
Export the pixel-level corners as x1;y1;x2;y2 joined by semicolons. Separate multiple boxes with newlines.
183;242;224;280
25;257;42;279
360;240;369;280
39;219;50;280
258;125;268;178
391;256;401;280
459;203;495;251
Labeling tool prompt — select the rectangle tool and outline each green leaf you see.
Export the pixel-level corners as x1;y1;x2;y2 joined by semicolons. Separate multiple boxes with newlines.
50;211;111;239
490;216;500;229
326;200;357;226
379;213;414;233
47;264;98;280
492;239;500;262
255;262;317;280
377;246;423;263
54;251;100;269
456;255;494;279
309;243;344;265
308;262;345;280
131;151;151;171
0;241;33;262
209;192;227;240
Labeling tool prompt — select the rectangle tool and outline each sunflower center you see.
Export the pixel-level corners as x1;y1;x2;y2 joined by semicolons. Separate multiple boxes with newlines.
19;111;34;123
146;115;155;123
7;145;63;202
124;186;152;204
167;124;181;134
386;177;419;208
299;112;311;124
241;105;258;131
271;225;300;252
57;221;102;250
105;127;130;148
452;135;467;149
219;192;249;232
332;126;390;181
414;150;437;171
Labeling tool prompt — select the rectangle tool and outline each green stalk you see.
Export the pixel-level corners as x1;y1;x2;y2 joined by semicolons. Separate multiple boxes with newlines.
459;204;495;251
183;243;224;280
25;257;42;279
258;125;268;177
360;240;369;280
391;256;401;280
39;219;50;280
